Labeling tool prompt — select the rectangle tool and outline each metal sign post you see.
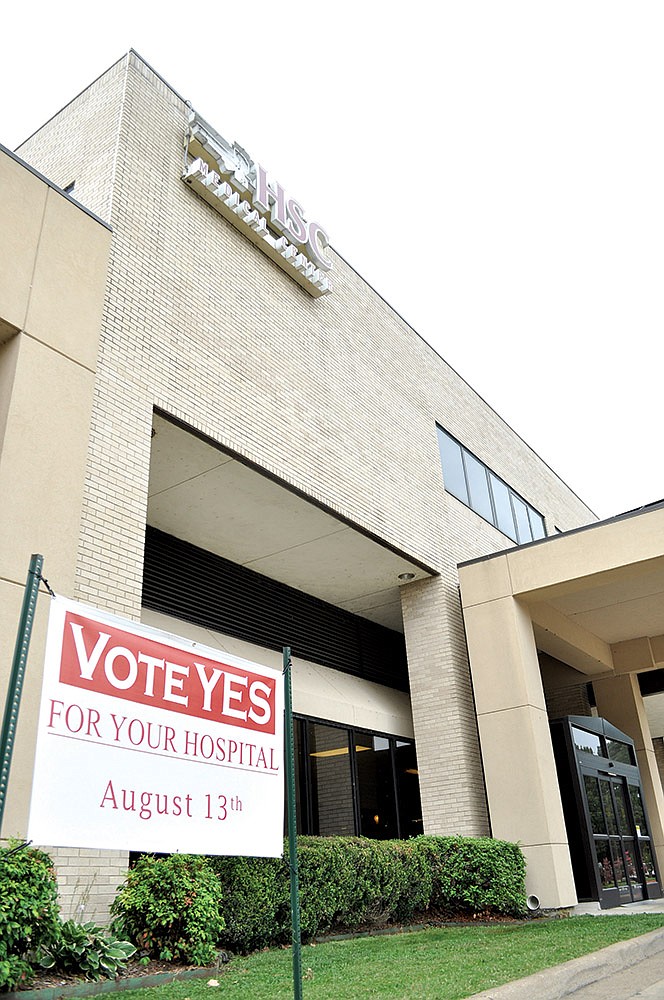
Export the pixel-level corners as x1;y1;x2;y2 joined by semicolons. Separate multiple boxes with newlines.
283;646;303;1000
0;554;44;832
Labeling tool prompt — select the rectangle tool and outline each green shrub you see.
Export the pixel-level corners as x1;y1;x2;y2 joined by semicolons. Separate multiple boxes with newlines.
35;919;135;981
381;839;433;923
111;854;225;965
0;956;33;995
312;837;401;929
297;836;363;936
0;841;60;991
413;835;526;915
313;838;430;929
207;854;290;952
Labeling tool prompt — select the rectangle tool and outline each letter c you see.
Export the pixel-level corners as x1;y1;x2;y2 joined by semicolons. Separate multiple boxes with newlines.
306;222;332;271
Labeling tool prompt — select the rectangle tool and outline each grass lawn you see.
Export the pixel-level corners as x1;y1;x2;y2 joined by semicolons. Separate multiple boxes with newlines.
116;914;664;1000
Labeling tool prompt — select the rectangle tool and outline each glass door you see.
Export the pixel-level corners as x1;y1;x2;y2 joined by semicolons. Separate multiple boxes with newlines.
550;717;662;908
627;782;659;893
583;771;646;905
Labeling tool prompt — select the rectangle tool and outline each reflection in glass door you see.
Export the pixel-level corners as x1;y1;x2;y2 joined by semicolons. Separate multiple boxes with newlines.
628;784;659;890
583;773;647;905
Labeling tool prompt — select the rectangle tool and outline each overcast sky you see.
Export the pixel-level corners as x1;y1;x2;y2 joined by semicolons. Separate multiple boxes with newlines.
4;2;663;520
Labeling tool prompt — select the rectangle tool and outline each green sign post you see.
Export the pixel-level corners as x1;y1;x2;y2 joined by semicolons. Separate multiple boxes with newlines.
0;554;44;832
283;646;303;1000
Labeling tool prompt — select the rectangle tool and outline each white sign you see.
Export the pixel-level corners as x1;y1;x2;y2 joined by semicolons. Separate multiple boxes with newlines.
183;112;332;297
27;596;284;857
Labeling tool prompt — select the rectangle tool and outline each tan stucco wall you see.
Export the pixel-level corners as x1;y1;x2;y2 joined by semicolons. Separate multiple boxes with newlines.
0;147;117;919
459;565;577;907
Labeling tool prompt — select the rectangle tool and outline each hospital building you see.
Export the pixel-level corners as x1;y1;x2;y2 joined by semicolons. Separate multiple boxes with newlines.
2;50;664;920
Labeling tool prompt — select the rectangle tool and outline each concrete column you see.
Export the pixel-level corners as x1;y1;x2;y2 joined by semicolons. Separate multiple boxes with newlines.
653;738;664;794
0;151;123;923
460;558;577;908
400;575;489;837
593;674;664;879
0;164;110;837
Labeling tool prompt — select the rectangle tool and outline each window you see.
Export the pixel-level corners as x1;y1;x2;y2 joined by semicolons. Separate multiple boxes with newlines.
289;717;422;840
307;722;355;835
573;726;603;756
437;427;547;544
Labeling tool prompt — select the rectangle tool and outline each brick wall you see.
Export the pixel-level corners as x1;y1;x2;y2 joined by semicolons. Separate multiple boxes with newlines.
16;51;598;902
49;847;127;924
18;54;595;618
545;684;593;720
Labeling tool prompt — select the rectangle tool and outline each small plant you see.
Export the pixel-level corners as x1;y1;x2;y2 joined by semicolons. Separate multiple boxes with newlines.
35;920;136;981
111;854;225;965
0;841;60;991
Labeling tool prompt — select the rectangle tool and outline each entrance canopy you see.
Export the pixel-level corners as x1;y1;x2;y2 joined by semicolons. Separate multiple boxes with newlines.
460;501;664;692
458;501;664;909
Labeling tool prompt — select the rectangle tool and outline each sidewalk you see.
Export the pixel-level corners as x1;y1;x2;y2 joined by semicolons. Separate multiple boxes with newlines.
467;899;664;1000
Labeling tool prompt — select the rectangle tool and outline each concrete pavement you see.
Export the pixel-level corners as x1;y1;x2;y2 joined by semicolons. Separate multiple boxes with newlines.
466;899;664;1000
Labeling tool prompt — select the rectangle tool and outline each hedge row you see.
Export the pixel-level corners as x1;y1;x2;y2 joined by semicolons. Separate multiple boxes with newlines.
206;835;525;953
3;835;526;981
113;836;526;958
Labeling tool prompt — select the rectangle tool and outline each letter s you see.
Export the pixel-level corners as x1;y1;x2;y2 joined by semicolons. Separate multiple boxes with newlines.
248;680;273;725
287;198;308;245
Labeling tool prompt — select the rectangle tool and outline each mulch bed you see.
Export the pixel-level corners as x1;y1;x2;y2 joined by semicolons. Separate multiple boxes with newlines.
20;958;202;993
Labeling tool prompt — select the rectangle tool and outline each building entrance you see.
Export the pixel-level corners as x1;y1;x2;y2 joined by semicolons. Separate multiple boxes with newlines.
551;716;662;908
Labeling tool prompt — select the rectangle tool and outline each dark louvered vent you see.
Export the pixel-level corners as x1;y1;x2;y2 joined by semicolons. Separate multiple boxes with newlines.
143;527;409;692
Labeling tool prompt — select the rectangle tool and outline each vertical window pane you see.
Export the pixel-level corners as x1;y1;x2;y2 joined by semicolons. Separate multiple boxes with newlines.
511;494;533;543
629;786;648;836
600;780;618;835
308;723;355;835
614;781;631;836
489;473;518;541
594;839;616;887
287;717;307;835
640;842;657;883
285;718;307;836
584;775;606;833
528;506;546;540
437;430;468;504
395;740;423;837
464;452;494;522
356;735;398;839
610;840;629;890
622;839;639;887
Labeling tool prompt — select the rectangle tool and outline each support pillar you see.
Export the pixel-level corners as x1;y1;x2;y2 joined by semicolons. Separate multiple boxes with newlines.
400;576;489;837
460;557;577;909
593;674;664;880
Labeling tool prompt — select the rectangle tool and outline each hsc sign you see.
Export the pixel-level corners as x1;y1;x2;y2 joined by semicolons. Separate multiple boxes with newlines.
27;597;284;856
183;111;332;297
